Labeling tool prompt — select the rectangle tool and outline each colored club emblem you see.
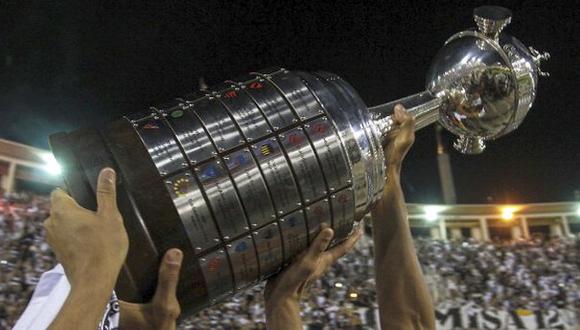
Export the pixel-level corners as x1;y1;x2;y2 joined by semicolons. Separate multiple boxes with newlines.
142;121;159;129
223;90;237;99
313;205;326;219
338;193;350;204
248;81;264;89
231;153;249;168
172;177;190;197
287;216;297;228
313;122;328;134
207;256;222;272
235;241;248;252
288;133;304;146
201;164;221;180
171;110;184;118
259;143;274;156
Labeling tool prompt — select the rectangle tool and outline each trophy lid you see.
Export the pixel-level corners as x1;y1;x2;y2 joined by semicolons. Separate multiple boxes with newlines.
474;6;512;40
425;6;549;153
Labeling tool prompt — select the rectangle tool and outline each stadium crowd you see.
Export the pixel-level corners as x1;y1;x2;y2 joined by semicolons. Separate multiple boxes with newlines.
1;192;580;329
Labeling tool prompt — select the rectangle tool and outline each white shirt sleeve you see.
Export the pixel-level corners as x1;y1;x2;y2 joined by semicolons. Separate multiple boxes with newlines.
13;264;119;330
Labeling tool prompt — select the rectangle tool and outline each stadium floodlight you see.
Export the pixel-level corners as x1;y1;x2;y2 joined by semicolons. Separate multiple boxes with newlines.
501;206;518;221
40;152;62;176
349;292;358;299
334;282;343;288
424;205;445;222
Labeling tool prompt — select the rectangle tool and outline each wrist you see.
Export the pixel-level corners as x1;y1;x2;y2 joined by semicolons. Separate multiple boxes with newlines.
385;165;402;182
69;260;121;289
265;295;300;315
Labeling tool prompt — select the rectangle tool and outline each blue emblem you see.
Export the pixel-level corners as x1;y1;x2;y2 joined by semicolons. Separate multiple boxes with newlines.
201;164;220;180
235;241;248;252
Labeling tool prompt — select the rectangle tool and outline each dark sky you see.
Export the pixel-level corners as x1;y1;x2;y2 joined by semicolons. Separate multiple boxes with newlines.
1;0;579;204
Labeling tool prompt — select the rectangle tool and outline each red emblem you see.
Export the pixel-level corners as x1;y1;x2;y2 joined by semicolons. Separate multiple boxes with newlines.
313;205;325;219
224;90;237;99
207;257;221;272
142;121;159;129
288;133;304;145
248;82;264;89
313;122;327;134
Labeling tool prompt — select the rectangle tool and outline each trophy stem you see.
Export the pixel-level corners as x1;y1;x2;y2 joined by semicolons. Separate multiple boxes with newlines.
369;90;444;143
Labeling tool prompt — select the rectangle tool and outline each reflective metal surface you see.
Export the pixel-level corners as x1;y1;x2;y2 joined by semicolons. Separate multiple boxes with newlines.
51;6;549;317
370;6;549;154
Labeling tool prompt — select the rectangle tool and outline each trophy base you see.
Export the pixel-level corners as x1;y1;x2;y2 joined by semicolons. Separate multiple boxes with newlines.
49;121;210;315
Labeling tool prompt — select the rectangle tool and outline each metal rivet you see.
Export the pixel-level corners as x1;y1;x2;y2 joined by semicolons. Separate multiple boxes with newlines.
278;211;284;214
223;236;230;240
213;238;220;242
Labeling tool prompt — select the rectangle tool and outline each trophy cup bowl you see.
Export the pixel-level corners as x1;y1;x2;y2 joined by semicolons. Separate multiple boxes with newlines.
49;6;549;317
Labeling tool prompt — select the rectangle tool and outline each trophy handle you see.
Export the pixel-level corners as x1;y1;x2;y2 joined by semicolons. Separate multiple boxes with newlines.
369;91;444;142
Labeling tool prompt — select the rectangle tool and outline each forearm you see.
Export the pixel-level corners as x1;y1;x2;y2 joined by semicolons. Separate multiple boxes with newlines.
371;167;435;330
265;297;303;330
48;276;116;330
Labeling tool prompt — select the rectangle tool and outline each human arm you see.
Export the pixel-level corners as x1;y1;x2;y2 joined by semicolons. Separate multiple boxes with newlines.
371;105;436;329
264;224;363;330
45;168;129;330
118;248;183;330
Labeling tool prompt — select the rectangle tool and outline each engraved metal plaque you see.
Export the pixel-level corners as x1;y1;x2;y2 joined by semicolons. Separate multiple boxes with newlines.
305;198;332;243
280;128;326;203
252;138;301;216
163;107;215;165
243;79;296;130
165;171;220;254
267;72;323;120
279;209;308;263
305;117;351;192
199;249;234;301
197;160;248;240
331;187;356;241
254;222;284;278
194;97;243;152
132;115;187;176
225;148;275;229
227;235;259;290
220;88;271;141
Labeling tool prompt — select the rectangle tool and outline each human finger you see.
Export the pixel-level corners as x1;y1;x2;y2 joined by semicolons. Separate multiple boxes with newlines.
96;168;118;217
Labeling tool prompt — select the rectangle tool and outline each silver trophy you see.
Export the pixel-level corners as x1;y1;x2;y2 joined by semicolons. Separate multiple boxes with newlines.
50;6;549;316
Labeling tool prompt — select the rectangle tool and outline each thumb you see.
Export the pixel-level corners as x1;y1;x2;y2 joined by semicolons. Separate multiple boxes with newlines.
154;249;183;305
96;168;118;216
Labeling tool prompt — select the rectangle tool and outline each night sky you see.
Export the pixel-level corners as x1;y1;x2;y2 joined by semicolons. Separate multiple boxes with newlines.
1;0;579;204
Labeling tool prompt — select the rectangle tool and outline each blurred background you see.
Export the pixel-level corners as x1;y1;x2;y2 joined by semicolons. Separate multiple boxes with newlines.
1;0;580;329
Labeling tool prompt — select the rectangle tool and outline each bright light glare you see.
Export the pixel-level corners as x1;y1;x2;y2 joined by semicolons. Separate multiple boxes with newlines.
349;292;358;298
576;206;580;217
424;205;445;222
501;207;518;221
334;282;343;288
41;153;62;176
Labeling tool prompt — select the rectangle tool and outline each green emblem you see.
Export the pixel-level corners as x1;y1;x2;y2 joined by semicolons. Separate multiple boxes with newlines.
171;110;184;118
